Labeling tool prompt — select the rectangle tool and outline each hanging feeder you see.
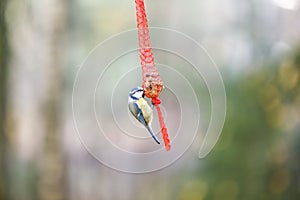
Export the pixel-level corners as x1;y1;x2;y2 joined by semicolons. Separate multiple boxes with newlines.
134;0;171;151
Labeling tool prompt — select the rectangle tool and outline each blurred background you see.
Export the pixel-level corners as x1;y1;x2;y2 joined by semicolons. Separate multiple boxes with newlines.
1;0;300;199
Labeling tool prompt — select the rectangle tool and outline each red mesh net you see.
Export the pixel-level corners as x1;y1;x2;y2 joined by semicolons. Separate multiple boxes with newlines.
153;98;171;151
135;0;170;151
135;0;163;99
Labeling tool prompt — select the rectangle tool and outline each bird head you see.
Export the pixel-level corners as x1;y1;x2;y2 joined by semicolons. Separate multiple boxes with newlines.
129;87;144;100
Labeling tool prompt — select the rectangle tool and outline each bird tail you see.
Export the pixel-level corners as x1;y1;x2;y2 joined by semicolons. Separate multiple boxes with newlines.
146;125;160;144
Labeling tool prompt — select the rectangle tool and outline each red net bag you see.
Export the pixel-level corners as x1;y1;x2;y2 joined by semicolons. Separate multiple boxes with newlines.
135;0;170;151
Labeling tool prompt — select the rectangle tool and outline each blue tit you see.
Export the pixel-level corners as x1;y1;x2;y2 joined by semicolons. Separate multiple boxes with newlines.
128;87;160;144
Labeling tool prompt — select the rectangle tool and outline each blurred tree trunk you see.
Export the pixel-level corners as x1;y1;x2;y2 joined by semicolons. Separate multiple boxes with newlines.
0;0;9;199
37;1;68;200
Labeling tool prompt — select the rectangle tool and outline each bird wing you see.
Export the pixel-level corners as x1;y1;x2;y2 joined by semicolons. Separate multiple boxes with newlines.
133;101;160;144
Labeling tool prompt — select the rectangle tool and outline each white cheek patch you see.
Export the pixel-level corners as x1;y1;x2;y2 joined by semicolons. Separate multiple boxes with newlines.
132;91;143;99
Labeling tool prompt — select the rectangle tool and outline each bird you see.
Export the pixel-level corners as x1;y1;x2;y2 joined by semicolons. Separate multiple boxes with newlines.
128;87;160;144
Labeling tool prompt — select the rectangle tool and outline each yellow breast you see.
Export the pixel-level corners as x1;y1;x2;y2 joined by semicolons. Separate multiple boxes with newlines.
136;98;153;125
